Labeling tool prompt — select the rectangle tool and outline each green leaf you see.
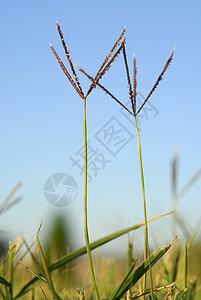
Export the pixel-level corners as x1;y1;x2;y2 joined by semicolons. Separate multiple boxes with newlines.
14;211;173;299
37;234;62;300
110;242;172;300
18;260;47;283
0;275;11;287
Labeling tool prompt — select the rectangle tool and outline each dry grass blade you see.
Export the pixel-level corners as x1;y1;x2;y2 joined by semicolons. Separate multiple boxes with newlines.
3;180;22;206
133;53;137;113
122;44;134;112
172;148;179;196
86;35;126;97
0;196;22;216
136;48;175;115
162;286;175;300
40;286;48;299
56;21;84;96
49;43;84;99
130;282;176;299
76;64;134;116
178;167;201;200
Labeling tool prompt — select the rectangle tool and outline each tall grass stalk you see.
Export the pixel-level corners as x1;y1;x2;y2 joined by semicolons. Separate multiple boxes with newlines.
134;115;154;298
8;248;13;300
77;46;174;297
184;242;188;290
122;45;154;298
171;149;179;236
83;98;100;300
50;22;127;299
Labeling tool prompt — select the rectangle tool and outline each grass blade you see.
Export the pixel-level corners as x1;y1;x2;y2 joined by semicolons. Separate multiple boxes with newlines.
36;233;62;300
14;211;173;299
112;262;136;299
178;167;201;201
2;180;22;206
0;275;11;287
183;242;188;291
110;242;173;300
131;282;175;299
18;260;47;283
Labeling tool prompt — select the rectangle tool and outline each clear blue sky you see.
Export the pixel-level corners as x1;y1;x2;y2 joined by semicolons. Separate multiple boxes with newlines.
1;1;201;253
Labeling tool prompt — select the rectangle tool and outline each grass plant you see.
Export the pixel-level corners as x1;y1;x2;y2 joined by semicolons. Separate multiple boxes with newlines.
49;21;127;300
77;37;174;298
1;22;201;299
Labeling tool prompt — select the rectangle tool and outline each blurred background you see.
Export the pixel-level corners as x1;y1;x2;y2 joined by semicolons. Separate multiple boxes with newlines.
1;1;201;257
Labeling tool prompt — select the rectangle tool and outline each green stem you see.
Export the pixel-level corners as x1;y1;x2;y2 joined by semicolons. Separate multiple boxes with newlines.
8;258;13;300
171;194;178;237
134;116;154;299
184;242;187;291
83;98;100;300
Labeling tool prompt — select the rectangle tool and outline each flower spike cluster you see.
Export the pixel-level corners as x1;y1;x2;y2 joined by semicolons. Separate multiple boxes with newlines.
136;47;175;115
122;44;175;116
50;21;126;101
76;43;175;119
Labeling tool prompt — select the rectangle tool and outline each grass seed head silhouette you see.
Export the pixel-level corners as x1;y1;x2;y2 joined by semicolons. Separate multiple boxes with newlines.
50;21;126;101
76;44;175;116
122;44;175;116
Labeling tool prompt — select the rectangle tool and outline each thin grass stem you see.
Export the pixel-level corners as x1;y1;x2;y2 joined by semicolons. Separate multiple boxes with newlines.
83;98;100;300
171;149;179;236
134;115;154;299
122;44;154;298
8;250;13;300
184;242;188;292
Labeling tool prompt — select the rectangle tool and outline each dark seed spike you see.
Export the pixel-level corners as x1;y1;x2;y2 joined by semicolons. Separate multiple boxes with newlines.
86;38;126;98
50;43;84;99
122;44;134;114
75;64;134;116
94;39;125;86
136;48;175;115
95;26;126;76
133;53;137;114
56;21;84;96
86;27;126;98
102;25;126;66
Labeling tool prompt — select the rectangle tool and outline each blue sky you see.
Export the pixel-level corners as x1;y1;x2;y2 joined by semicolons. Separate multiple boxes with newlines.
1;1;201;253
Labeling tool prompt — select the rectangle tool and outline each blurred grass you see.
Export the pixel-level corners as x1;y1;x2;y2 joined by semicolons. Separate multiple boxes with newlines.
0;156;200;299
0;213;201;299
